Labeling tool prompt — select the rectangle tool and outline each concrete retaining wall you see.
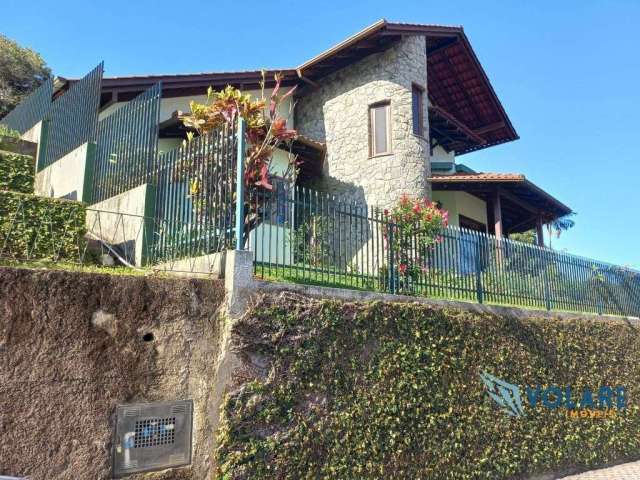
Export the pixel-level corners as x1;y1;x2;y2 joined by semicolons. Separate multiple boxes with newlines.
87;183;155;266
0;267;226;479
34;141;95;202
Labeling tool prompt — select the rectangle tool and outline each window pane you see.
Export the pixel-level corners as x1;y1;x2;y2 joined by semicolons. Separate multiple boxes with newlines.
373;105;388;154
412;87;422;135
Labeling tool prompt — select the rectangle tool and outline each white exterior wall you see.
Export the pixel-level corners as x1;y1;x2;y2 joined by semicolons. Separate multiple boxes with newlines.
430;145;455;165
432;190;488;231
87;183;153;266
34;142;93;202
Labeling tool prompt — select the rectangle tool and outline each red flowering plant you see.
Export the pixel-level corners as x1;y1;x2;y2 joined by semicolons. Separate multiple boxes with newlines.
180;72;298;245
382;194;449;294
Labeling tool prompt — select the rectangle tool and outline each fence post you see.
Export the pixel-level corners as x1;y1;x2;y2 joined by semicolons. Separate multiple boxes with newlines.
542;249;552;311
387;222;396;294
474;235;484;304
235;117;246;250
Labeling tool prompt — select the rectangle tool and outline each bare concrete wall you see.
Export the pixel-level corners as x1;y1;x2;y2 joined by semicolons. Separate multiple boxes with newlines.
0;267;225;480
34;141;94;202
87;184;154;266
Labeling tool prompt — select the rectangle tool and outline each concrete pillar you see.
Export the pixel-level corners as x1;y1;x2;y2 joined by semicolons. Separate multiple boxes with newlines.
224;250;254;317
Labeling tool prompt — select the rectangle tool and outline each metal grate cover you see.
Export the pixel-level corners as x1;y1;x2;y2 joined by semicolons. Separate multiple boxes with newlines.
113;400;193;477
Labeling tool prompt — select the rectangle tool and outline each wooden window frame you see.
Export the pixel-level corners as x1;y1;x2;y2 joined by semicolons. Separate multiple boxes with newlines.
368;101;392;157
412;83;425;137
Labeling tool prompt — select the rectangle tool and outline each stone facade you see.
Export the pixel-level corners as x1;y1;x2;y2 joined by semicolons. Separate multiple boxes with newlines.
295;35;430;209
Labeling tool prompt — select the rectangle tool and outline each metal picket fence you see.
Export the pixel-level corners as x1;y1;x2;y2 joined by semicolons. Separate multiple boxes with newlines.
250;184;640;317
40;63;103;170
0;200;225;276
153;120;237;259
0;78;54;134
92;83;162;203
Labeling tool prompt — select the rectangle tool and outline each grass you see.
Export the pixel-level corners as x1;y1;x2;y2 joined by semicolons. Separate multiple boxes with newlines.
254;261;629;318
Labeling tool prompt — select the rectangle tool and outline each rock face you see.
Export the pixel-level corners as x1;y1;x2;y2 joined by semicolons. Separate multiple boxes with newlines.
295;35;430;208
0;267;225;480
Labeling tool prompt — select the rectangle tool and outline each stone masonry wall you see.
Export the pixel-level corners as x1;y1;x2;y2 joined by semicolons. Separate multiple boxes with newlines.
295;35;430;209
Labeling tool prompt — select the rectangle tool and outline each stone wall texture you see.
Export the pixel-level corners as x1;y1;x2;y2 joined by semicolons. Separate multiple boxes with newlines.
295;35;431;208
0;267;225;480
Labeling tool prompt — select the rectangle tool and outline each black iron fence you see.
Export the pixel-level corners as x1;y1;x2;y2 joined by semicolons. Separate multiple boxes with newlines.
0;78;54;134
250;185;640;317
92;83;161;203
39;63;103;170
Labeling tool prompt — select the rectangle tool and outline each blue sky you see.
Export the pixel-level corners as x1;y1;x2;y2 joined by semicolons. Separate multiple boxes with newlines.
4;0;640;267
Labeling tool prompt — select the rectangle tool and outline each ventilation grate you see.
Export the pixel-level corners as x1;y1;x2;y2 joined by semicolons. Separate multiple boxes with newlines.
113;400;193;477
134;417;176;448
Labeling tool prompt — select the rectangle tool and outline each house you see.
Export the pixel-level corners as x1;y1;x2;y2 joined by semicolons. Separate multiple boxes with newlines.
5;19;571;256
65;19;569;247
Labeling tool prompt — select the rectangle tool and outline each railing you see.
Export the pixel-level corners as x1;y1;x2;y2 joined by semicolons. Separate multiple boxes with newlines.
0;78;53;134
0;201;225;276
250;185;640;317
92;83;161;203
39;63;103;170
153;120;237;258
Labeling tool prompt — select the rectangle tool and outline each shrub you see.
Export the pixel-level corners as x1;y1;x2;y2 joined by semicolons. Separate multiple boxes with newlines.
383;194;449;294
217;294;640;480
0;151;35;193
0;191;86;260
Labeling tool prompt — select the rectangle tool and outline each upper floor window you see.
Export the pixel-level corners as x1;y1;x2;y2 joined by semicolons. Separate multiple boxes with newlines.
412;84;424;136
369;101;391;157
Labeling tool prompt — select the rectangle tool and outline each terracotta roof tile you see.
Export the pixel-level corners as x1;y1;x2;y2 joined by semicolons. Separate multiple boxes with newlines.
430;172;525;182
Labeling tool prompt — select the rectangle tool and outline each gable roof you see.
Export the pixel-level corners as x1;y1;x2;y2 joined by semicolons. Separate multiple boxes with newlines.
62;19;518;155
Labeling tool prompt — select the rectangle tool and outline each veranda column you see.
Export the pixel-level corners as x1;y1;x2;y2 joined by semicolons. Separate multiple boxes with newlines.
536;217;545;247
493;189;503;262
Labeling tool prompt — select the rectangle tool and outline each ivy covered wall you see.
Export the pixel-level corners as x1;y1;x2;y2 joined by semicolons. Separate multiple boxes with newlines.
0;150;35;193
0;191;85;260
217;293;640;479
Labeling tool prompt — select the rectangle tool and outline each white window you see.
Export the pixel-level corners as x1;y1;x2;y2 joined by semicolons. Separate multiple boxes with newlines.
369;102;391;156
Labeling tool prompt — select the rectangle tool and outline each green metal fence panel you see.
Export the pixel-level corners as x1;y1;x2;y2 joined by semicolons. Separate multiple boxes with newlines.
152;120;237;263
0;78;53;134
39;63;103;171
91;82;161;203
251;184;640;317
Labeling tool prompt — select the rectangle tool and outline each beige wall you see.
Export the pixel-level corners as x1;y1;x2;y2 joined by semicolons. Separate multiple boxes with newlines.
99;88;295;128
433;190;488;230
34;142;92;202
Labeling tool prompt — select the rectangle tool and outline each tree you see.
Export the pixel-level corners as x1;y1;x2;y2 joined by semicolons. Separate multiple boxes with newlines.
0;34;51;118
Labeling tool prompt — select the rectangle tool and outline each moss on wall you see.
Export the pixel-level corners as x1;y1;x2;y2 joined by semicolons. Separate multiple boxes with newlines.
217;293;640;479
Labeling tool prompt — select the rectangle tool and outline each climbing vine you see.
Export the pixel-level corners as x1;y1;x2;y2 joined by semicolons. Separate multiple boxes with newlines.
216;294;640;479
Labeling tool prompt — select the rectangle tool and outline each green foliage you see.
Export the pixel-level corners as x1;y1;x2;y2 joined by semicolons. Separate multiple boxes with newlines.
289;215;333;267
0;124;20;138
0;34;51;118
0;151;34;193
0;191;86;260
509;230;537;244
217;296;640;479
